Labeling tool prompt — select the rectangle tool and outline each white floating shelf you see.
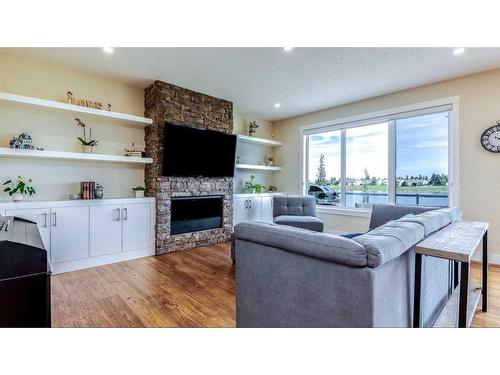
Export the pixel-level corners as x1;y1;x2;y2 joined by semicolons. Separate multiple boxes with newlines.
0;91;153;126
235;163;282;171
0;147;153;164
237;135;282;147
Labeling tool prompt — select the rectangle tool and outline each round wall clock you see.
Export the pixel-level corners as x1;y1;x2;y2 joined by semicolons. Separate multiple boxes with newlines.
481;122;500;153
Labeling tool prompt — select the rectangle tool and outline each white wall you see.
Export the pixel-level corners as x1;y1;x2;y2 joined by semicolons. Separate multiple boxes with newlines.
233;111;280;193
0;53;146;201
274;68;500;257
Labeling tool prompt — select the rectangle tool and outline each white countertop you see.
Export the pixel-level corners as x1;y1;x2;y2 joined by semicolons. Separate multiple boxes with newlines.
0;197;155;209
233;192;284;198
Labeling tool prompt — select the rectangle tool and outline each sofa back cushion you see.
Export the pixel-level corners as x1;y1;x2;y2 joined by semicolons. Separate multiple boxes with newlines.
397;207;462;236
273;195;317;217
369;203;435;230
357;207;462;268
354;221;425;268
234;222;367;267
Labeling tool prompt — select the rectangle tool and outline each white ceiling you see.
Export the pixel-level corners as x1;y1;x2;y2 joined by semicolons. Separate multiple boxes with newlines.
5;48;500;121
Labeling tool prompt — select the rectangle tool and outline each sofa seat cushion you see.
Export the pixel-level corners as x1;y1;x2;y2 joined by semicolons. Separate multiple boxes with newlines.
354;221;425;268
234;222;367;267
274;215;324;232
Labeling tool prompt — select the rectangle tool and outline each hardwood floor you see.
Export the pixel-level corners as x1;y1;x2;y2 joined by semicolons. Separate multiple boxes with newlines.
51;242;235;327
51;242;500;327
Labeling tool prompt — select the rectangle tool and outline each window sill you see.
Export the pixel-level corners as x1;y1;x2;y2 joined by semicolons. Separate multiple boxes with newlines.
316;206;372;218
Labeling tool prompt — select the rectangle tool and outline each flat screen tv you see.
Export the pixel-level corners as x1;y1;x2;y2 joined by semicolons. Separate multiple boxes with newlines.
163;123;237;177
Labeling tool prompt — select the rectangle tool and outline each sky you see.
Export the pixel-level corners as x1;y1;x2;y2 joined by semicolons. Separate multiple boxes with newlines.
308;111;448;181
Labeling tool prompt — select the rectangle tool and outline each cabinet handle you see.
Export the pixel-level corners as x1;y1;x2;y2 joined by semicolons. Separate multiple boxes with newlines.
114;208;121;221
52;212;57;227
122;208;128;221
249;199;252;209
244;200;247;209
43;212;47;228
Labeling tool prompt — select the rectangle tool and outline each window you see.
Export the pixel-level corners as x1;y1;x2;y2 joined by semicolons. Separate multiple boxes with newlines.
395;112;449;207
303;103;453;209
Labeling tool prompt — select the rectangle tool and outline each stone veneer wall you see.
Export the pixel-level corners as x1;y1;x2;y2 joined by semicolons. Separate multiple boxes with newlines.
144;81;234;255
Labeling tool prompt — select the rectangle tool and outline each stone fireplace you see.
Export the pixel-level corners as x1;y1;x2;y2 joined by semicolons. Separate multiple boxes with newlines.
144;81;234;255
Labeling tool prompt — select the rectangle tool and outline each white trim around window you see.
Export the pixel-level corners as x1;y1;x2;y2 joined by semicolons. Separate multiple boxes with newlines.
300;96;460;216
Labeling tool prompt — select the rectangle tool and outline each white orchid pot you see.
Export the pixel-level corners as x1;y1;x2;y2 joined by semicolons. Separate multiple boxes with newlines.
134;190;145;198
82;145;93;153
12;193;23;202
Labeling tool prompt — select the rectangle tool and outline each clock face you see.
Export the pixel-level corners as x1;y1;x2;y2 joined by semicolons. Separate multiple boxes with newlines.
481;124;500;152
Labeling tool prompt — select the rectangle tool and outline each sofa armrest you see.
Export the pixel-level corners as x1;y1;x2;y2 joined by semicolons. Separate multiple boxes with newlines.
234;222;367;267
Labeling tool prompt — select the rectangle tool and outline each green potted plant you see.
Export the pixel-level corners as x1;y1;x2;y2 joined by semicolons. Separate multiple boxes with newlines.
3;176;36;202
244;175;265;194
75;118;98;153
248;120;259;137
132;186;145;198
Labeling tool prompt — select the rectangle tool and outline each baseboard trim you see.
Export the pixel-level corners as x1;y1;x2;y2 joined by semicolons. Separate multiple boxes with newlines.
51;247;154;274
471;252;500;266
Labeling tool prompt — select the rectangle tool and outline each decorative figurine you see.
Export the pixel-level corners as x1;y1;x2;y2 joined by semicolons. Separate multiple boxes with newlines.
268;183;278;193
265;155;276;166
9;133;35;150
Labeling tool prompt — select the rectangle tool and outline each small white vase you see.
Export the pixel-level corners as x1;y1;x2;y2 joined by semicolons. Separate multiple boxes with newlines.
82;145;93;153
134;190;145;198
12;193;23;202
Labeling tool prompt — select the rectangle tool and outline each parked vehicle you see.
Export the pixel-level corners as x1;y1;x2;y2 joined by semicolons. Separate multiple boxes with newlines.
308;185;340;205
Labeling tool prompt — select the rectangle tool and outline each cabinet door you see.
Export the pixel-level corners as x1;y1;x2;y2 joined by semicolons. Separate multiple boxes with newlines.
247;197;262;222
233;197;249;226
5;208;51;254
50;206;89;263
90;204;122;257
260;196;274;223
122;203;151;252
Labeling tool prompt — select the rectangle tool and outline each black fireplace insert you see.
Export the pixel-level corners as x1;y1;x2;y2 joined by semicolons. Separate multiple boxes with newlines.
170;195;224;235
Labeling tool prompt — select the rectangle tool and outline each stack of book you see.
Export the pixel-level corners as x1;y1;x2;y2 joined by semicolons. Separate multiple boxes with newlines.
124;150;143;157
80;181;96;199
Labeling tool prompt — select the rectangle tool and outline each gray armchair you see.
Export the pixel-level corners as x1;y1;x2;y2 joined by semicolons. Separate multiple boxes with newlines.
273;195;324;232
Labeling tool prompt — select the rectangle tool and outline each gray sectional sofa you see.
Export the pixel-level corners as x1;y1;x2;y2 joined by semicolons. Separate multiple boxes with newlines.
233;203;462;327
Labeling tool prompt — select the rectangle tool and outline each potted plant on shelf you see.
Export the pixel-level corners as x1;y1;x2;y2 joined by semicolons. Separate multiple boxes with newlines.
75;118;98;153
244;175;265;194
248;121;259;137
3;176;36;202
132;186;145;198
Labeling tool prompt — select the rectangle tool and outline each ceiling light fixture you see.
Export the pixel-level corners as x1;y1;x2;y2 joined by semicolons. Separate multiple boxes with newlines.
453;47;465;55
283;47;294;52
274;103;281;108
102;47;114;54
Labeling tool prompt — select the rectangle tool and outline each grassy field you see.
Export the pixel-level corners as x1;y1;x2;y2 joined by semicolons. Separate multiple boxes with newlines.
323;184;448;194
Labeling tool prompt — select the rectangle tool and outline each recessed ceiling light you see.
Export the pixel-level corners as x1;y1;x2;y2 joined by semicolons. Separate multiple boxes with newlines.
283;47;294;52
102;47;114;54
274;103;281;108
453;47;465;55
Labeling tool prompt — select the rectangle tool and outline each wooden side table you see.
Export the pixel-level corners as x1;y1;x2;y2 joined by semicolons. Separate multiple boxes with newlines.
413;221;488;328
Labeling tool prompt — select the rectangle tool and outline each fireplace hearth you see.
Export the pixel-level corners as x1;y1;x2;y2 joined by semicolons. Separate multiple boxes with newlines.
170;196;223;235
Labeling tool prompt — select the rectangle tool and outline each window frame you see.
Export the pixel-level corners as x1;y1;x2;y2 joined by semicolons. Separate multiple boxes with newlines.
300;96;460;216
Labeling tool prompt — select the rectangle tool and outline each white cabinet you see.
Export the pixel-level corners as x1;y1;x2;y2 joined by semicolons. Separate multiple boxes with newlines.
123;203;151;252
260;196;274;223
90;204;122;257
233;194;279;225
233;197;249;226
247;197;262;222
0;198;155;274
51;206;90;264
5;207;51;255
